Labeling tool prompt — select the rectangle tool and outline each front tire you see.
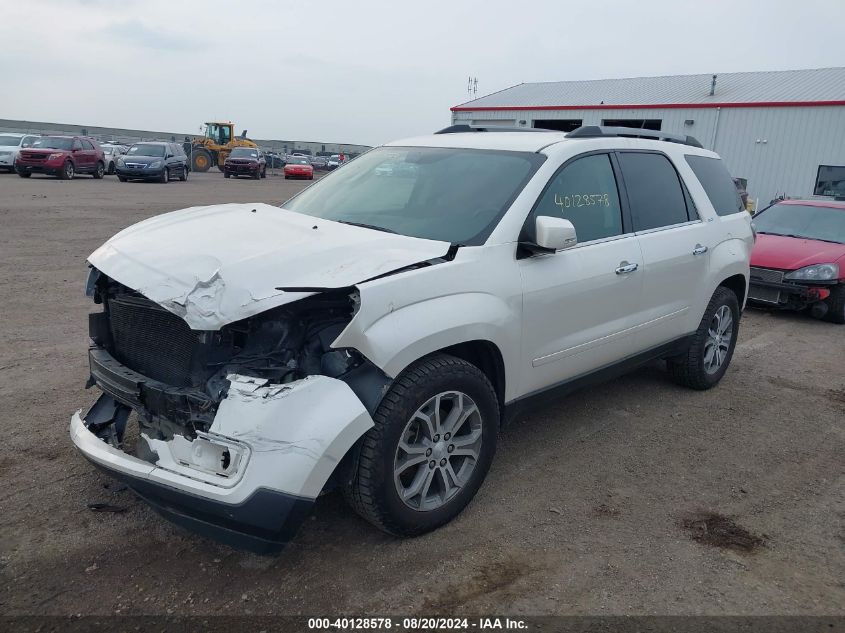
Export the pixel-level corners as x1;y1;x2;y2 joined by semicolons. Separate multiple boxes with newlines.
344;354;499;537
159;168;169;184
825;285;845;324
117;175;127;182
17;170;31;178
191;148;212;172
668;286;740;389
59;161;74;180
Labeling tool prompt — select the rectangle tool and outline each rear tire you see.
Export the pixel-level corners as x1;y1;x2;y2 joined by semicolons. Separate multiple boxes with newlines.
343;354;499;537
667;286;740;390
92;161;105;179
825;285;845;324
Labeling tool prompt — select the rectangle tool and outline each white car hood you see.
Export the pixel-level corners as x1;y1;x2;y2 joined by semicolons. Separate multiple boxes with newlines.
88;203;450;330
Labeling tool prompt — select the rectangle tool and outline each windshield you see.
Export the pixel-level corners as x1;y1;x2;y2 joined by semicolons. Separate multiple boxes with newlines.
230;148;259;158
283;146;544;244
0;135;22;146
755;203;845;244
32;137;74;150
127;144;165;157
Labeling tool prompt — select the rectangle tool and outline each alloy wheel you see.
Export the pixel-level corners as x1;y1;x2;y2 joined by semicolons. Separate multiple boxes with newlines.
393;391;483;511
704;305;733;374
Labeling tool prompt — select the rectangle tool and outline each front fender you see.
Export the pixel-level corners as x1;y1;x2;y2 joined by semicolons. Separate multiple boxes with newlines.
707;236;751;308
334;291;518;396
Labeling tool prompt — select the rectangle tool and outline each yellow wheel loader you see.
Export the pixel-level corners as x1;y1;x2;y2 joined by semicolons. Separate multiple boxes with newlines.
184;122;258;172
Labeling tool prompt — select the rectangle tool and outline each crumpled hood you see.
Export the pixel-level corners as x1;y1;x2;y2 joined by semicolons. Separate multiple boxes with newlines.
88;203;450;330
751;233;845;271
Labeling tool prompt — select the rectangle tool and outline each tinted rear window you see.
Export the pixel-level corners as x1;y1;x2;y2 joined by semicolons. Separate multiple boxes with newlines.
685;155;744;216
618;152;688;231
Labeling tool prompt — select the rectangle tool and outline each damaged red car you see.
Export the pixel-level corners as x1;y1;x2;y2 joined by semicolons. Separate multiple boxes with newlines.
748;199;845;323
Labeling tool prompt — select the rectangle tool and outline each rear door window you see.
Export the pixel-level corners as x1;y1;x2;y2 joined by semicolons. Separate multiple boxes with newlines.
533;153;624;243
685;155;744;216
80;139;94;150
618;152;689;231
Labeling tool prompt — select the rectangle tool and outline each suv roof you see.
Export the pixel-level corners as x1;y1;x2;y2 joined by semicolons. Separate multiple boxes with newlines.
391;125;710;155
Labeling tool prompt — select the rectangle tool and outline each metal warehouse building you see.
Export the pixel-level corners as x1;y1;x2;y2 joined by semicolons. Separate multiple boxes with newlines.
451;67;845;207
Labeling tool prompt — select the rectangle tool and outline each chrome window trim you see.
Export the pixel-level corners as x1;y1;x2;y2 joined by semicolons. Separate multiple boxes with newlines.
634;219;704;237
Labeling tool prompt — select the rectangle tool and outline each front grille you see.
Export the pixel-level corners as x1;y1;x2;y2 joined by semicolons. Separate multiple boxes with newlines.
108;294;197;386
21;152;48;161
750;267;784;283
749;267;784;304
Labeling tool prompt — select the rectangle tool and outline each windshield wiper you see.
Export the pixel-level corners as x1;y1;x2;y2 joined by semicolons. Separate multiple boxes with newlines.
335;220;397;234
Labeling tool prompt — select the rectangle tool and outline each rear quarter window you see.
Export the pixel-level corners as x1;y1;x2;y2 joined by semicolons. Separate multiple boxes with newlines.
685;155;744;216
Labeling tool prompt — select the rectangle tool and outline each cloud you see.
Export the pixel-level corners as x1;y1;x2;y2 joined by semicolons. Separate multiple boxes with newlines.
100;19;207;51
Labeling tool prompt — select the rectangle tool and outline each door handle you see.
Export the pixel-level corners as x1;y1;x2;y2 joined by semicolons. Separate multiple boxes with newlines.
693;244;708;255
615;262;639;274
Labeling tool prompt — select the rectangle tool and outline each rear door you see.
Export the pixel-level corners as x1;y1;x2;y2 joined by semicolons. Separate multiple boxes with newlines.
616;151;710;349
78;138;96;172
519;152;645;395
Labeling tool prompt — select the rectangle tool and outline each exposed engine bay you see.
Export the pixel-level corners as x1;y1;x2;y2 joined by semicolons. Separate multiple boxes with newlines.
86;269;389;444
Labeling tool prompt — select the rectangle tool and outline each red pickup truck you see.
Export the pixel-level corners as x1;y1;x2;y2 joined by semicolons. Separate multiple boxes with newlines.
16;135;106;180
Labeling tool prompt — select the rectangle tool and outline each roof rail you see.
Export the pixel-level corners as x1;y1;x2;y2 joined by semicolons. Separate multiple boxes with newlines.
435;124;552;134
566;125;703;148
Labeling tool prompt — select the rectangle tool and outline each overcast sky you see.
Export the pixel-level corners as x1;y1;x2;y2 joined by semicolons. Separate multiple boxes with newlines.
3;0;844;146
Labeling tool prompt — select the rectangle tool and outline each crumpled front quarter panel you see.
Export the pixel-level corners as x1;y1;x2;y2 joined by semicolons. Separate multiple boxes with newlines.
333;244;524;401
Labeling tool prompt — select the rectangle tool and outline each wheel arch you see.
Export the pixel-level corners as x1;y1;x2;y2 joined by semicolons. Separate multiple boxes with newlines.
719;273;747;307
435;340;506;415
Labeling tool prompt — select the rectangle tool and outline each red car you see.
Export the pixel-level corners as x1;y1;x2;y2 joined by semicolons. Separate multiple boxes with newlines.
16;135;106;180
748;199;845;323
284;156;314;180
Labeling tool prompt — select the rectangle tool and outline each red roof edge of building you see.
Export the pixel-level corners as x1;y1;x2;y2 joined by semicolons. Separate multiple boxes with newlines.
450;100;845;112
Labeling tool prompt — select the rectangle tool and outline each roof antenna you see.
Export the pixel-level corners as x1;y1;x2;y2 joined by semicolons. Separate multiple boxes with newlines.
710;74;717;96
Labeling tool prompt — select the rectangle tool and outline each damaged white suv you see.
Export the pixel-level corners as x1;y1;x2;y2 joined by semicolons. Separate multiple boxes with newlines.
71;125;753;552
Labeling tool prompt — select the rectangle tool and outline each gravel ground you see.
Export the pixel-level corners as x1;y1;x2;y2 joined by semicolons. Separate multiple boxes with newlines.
0;171;843;617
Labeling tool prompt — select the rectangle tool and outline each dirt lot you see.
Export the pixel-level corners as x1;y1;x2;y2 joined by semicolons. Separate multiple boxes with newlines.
0;170;843;617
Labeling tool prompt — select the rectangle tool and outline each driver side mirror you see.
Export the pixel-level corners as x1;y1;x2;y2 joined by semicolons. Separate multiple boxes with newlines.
535;216;577;251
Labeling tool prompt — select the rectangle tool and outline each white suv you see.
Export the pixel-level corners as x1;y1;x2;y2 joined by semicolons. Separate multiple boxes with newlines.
0;132;39;172
71;126;753;552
